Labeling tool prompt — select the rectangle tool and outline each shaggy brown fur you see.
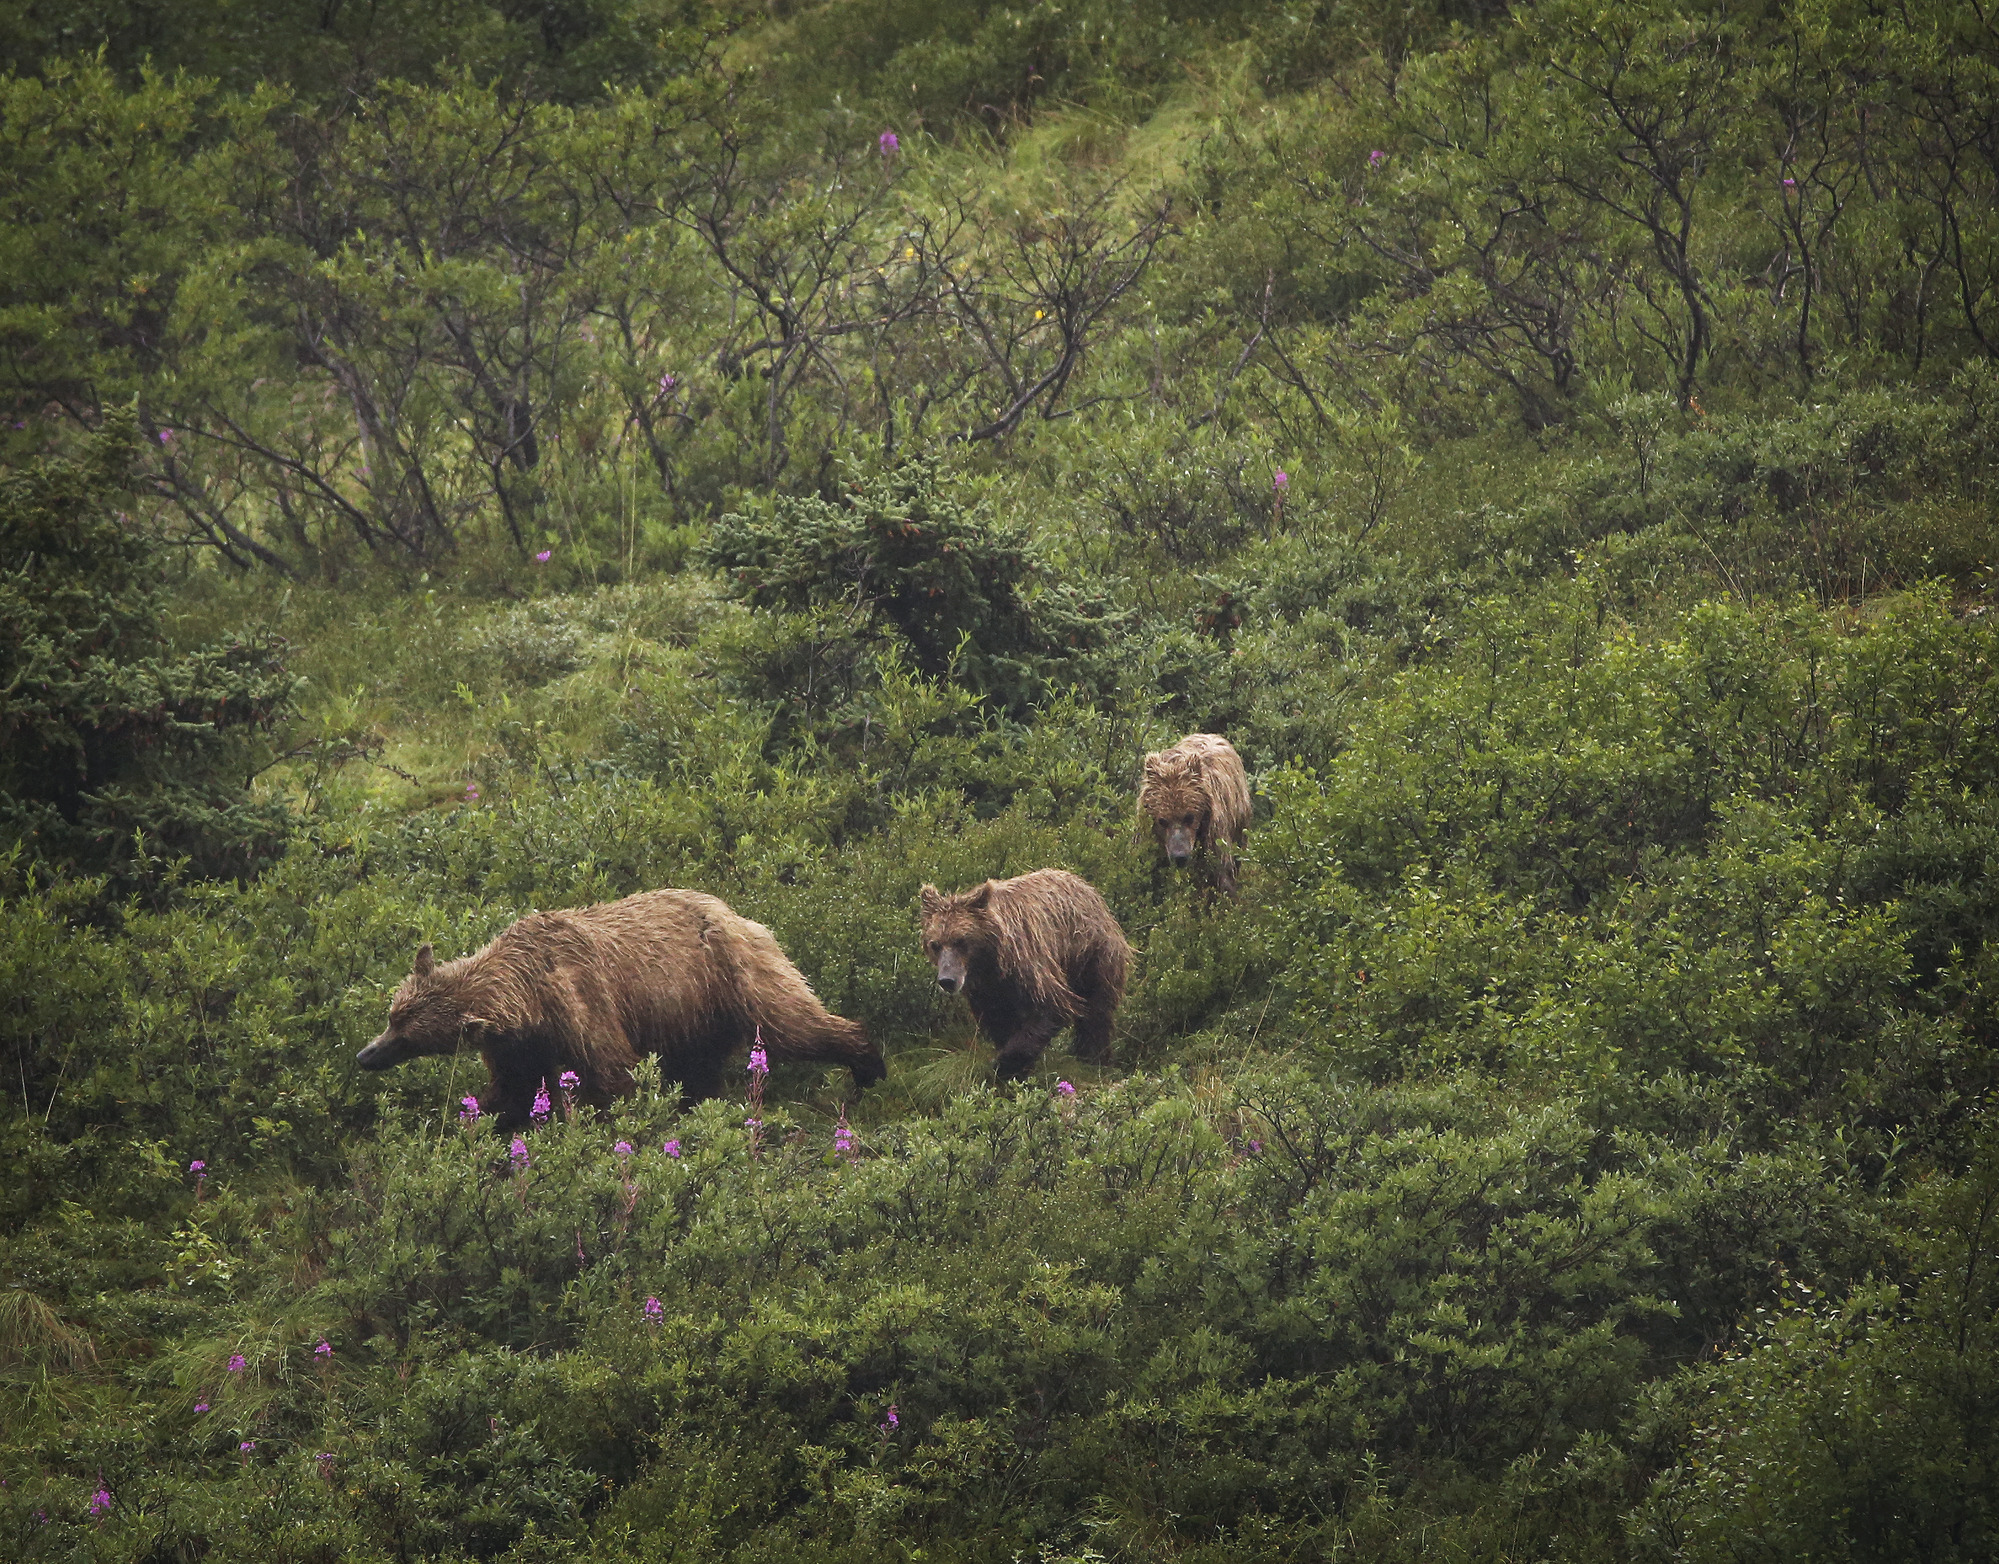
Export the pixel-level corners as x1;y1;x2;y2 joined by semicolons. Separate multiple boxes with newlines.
918;869;1133;1081
358;889;884;1126
1138;733;1252;893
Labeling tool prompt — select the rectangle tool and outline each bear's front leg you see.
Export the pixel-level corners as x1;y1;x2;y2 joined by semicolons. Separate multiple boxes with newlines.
993;1017;1062;1081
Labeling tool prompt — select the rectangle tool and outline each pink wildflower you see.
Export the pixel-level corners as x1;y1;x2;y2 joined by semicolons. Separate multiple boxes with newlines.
535;549;552;563
663;1139;681;1158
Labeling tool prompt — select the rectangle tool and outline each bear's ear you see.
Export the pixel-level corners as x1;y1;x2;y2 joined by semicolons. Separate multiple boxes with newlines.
919;884;943;916
1142;752;1165;781
967;881;994;910
413;942;435;979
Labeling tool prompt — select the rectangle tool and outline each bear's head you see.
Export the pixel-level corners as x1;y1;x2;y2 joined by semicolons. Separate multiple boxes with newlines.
1140;752;1207;868
919;882;996;994
357;944;484;1070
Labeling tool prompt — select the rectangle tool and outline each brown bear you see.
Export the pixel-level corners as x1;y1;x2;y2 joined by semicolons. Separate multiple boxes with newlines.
357;889;884;1126
918;869;1132;1081
1138;733;1251;893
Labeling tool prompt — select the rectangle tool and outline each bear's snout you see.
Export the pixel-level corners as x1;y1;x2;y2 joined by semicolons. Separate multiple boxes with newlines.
355;1032;400;1069
933;946;968;993
1163;825;1197;865
931;948;971;1000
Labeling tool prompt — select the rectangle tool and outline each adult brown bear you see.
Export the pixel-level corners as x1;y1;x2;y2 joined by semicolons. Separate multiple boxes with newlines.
357;889;884;1126
1138;733;1251;893
918;869;1132;1081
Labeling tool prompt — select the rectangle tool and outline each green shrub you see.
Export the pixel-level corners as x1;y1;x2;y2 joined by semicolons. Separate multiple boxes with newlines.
0;417;297;893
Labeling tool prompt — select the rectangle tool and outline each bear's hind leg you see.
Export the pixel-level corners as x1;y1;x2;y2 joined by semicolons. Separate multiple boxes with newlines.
1071;999;1117;1067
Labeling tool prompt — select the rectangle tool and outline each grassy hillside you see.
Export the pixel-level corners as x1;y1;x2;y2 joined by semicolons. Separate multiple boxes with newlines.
2;1;1996;1559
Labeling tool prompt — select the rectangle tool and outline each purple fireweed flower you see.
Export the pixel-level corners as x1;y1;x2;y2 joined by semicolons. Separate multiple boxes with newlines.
239;1441;255;1454
1248;1139;1263;1153
158;428;174;443
460;1095;481;1123
193;1402;209;1414
879;129;899;155
658;372;677;394
531;1081;551;1123
510;1137;530;1170
559;1070;581;1090
189;1160;205;1174
464;783;479;801
747;1045;768;1076
663;1138;681;1158
316;1452;335;1478
315;1339;333;1360
644;1296;663;1320
535;549;552;563
227;1354;246;1374
744;1116;761;1132
1368;149;1386;167
1274;471;1288;491
1056;1080;1075;1098
880;1404;900;1433
614;1140;634;1157
90;1487;111;1519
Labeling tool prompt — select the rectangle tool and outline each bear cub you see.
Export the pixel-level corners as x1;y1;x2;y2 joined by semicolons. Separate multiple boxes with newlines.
919;869;1132;1081
359;888;885;1126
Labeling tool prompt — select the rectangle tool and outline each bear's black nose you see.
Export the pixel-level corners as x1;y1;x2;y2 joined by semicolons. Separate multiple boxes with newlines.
937;976;958;992
1169;852;1190;867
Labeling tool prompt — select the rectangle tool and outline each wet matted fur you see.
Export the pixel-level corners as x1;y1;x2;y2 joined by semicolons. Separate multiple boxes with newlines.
358;889;884;1126
918;869;1133;1080
1138;733;1252;892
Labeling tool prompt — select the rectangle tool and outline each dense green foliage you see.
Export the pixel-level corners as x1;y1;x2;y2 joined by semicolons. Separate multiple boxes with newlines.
2;0;1996;1559
0;415;296;891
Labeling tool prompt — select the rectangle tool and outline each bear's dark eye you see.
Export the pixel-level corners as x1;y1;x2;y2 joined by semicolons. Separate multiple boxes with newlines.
927;941;940;957
1182;814;1197;826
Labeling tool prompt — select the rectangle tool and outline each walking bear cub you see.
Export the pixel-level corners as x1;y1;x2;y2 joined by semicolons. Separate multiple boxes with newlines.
918;869;1132;1081
1139;732;1251;893
358;889;884;1126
